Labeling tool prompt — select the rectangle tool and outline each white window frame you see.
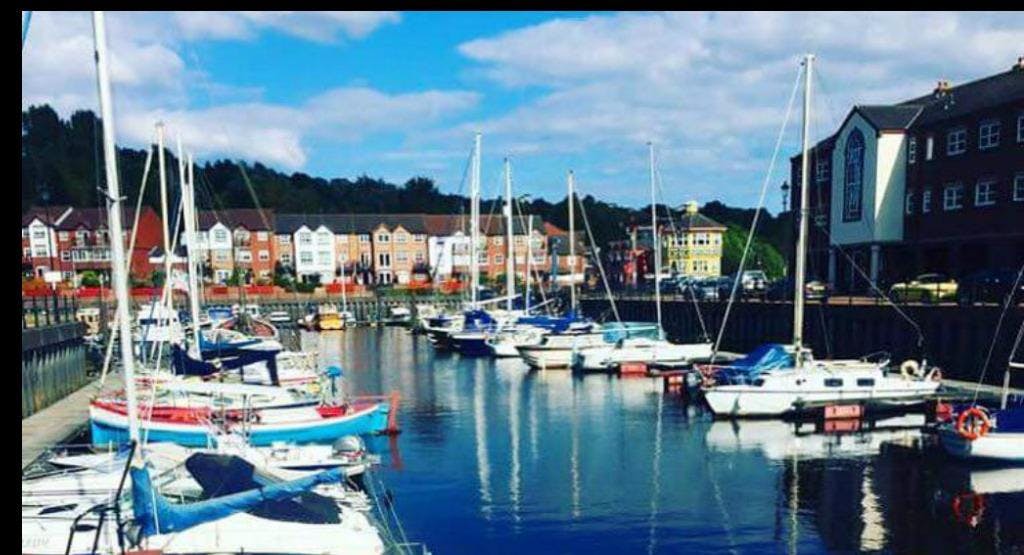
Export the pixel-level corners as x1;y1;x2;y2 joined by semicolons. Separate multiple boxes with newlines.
60;250;71;261
214;229;229;242
396;252;408;263
979;119;1000;150
926;135;934;160
946;128;967;156
376;233;390;244
908;137;916;164
298;232;312;246
1018;114;1024;143
922;189;932;213
905;192;915;215
1014;173;1024;202
394;233;407;244
359;234;370;244
943;183;965;211
256;231;268;241
815;157;828;183
258;250;270;261
299;252;313;265
975;179;997;207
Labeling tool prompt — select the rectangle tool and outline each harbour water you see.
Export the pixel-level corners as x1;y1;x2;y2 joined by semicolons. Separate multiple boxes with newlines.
286;327;1024;554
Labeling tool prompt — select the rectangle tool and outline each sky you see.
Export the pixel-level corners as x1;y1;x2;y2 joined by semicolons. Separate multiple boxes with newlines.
21;11;1024;209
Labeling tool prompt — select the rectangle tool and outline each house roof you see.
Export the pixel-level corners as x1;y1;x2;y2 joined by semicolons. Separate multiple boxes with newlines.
854;105;924;131
198;209;274;231
900;66;1024;126
274;213;546;236
674;211;727;231
55;207;151;231
22;205;73;227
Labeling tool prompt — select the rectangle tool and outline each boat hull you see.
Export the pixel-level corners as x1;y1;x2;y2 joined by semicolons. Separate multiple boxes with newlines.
704;382;940;417
89;402;390;447
938;426;1024;463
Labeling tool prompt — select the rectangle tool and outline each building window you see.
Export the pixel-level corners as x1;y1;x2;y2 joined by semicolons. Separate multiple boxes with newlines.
925;135;934;161
922;189;932;213
975;179;997;207
394;233;407;244
336;234;348;243
58;231;69;241
1018;114;1024;143
215;229;229;243
317;232;331;246
279;235;291;244
979;120;1000;150
947;127;967;155
396;252;408;263
493;236;504;246
32;229;47;240
815;157;828;183
258;250;270;261
905;192;915;215
237;250;252;262
1014;173;1024;202
359;234;370;243
842;129;864;222
298;232;312;245
280;254;292;264
943;183;965;211
317;251;331;265
495;254;504;265
60;251;71;261
414;234;425;242
299;252;313;265
378;253;391;267
415;252;425;262
256;231;268;241
376;233;390;243
908;137;916;164
33;246;47;257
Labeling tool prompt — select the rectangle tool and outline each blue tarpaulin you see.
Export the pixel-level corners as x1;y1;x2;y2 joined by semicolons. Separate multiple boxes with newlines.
131;455;345;537
715;343;794;384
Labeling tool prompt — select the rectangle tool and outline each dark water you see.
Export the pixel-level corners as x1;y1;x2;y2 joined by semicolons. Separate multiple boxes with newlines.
301;328;1024;554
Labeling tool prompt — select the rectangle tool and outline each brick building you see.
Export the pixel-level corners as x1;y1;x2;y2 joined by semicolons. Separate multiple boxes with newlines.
791;59;1024;293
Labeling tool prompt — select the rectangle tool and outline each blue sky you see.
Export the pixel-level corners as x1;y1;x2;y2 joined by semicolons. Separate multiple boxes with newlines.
22;11;1024;209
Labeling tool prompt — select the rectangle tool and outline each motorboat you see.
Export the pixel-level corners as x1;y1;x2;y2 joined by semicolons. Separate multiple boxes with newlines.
575;336;714;372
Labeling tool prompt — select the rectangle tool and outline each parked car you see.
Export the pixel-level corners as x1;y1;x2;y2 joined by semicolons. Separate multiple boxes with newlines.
889;273;958;303
686;277;722;301
765;277;830;301
956;268;1024;305
740;270;768;293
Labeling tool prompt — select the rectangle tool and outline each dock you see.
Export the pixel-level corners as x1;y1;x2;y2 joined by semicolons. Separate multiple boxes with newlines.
21;374;120;470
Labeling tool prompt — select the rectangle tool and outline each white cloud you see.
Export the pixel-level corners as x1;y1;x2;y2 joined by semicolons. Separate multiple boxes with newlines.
455;11;1024;205
22;11;473;170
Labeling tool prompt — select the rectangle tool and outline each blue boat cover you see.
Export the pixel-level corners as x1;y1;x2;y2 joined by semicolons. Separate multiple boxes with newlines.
199;331;262;360
462;309;497;331
131;454;345;537
715;343;794;384
516;312;591;333
171;344;280;386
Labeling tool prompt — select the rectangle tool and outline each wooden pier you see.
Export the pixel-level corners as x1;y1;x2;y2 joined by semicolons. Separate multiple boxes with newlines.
21;374;120;470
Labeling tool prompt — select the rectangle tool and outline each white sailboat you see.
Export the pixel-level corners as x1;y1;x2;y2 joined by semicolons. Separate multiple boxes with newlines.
703;55;940;417
576;143;713;372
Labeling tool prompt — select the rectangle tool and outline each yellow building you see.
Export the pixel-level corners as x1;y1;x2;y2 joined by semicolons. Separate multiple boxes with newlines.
664;201;726;278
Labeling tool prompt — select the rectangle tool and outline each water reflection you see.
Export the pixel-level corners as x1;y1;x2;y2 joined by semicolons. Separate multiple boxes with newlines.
301;328;1023;554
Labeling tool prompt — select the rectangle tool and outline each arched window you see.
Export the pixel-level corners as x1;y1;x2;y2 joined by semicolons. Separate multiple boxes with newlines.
843;129;864;222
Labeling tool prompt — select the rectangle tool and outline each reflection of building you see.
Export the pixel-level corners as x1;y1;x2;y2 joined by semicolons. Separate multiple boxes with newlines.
791;59;1024;293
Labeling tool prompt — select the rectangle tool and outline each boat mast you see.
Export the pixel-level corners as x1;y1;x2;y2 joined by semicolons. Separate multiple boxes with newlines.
470;133;481;309
504;158;514;312
525;214;533;314
182;152;202;351
156;122;173;318
92;11;139;441
568;171;577;313
793;54;814;367
649;142;663;339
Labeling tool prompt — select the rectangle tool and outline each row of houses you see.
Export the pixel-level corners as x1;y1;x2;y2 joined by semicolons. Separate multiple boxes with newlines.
789;57;1024;293
22;206;586;287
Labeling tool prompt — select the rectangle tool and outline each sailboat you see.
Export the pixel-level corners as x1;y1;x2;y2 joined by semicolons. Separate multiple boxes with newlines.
937;299;1024;463
575;143;713;372
703;55;941;417
23;15;415;554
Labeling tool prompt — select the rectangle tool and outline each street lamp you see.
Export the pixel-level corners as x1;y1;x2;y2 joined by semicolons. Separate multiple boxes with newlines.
781;180;790;213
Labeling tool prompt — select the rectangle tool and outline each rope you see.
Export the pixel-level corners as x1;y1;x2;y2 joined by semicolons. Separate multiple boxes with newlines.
574;183;621;324
971;261;1024;404
709;62;802;365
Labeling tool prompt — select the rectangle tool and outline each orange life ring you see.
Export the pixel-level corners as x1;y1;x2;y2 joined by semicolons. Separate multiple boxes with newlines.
956;407;991;441
952;492;986;527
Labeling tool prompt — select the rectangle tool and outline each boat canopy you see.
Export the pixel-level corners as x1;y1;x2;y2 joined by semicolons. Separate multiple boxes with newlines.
131;453;344;537
715;343;794;384
600;322;661;343
171;343;280;386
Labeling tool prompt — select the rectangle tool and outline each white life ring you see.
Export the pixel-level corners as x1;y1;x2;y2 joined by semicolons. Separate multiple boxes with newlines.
900;359;922;380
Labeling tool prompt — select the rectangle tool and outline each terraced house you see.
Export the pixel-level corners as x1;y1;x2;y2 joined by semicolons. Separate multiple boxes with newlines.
192;209;275;284
791;57;1024;293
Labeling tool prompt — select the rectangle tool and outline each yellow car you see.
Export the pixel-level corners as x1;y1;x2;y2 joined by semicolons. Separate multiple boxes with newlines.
889;273;958;303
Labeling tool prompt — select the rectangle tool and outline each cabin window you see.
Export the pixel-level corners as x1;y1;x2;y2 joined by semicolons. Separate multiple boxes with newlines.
842;129;864;222
824;378;844;387
752;378;765;387
856;378;875;387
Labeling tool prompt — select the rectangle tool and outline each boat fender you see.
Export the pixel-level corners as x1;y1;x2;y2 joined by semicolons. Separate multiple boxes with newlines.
956;407;991;441
899;360;921;380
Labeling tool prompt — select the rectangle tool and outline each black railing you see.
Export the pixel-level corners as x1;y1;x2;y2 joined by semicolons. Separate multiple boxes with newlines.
22;293;78;329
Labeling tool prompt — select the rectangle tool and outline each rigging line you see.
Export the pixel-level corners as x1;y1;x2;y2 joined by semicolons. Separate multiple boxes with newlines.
574;182;621;324
653;152;710;341
811;223;926;350
710;62;803;366
971;261;1024;404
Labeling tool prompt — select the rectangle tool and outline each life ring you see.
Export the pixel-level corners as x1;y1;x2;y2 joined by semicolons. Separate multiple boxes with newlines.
952;492;986;527
900;360;921;380
956;407;991;441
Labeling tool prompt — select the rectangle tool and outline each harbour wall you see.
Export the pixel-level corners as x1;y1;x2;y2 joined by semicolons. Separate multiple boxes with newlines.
579;295;1024;385
22;322;88;418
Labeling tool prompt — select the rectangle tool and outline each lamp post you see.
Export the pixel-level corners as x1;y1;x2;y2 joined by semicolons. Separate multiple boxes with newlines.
781;180;791;275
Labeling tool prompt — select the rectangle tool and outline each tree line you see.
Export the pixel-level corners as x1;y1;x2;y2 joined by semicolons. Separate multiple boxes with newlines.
22;104;792;278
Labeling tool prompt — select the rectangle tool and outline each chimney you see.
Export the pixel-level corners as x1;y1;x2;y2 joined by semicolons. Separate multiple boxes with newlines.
686;200;699;215
1015;56;1024;71
933;80;951;95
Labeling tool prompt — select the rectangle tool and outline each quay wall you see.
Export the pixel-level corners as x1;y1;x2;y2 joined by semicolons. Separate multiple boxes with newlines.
22;322;88;418
579;295;1024;385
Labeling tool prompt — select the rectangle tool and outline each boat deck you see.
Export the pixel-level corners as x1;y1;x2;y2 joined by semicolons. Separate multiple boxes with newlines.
21;374;120;470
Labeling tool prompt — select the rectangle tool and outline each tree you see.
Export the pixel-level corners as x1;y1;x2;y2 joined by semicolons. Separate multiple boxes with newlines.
80;270;101;287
